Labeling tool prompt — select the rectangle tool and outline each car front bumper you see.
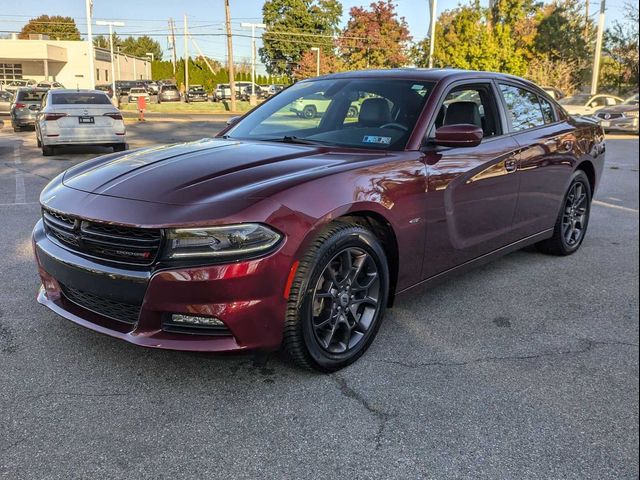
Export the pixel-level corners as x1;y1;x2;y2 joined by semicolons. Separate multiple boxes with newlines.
33;219;289;352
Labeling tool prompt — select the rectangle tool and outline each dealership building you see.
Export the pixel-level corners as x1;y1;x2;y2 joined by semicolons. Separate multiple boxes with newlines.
0;36;151;89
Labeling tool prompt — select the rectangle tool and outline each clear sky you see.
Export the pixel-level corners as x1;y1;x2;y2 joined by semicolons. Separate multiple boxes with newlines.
0;0;630;74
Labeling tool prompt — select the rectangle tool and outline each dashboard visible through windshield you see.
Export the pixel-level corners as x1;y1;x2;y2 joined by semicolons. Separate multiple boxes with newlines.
226;78;435;150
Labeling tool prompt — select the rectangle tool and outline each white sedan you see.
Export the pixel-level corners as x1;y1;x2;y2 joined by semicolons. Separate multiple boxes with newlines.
36;89;126;156
559;93;624;116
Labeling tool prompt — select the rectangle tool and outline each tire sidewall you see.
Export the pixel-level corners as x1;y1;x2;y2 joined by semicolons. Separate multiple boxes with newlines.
560;170;592;253
298;227;389;370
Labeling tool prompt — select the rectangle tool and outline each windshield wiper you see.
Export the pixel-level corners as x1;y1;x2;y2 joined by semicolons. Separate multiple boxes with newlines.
264;136;334;146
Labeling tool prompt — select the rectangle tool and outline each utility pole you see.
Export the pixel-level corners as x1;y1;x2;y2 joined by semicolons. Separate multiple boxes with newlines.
183;15;189;99
85;0;95;89
590;0;606;94
96;20;124;104
169;18;177;75
427;0;437;68
224;0;237;112
310;47;320;76
584;0;590;40
241;22;266;105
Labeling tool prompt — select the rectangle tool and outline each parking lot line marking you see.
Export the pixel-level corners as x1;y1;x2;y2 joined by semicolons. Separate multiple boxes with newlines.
593;200;639;213
13;142;25;204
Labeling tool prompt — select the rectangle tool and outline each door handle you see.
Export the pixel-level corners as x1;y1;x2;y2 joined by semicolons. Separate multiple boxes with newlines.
505;158;518;172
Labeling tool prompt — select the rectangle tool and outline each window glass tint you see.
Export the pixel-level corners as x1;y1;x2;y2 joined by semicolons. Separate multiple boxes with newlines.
499;84;545;131
162;85;178;91
434;85;501;137
51;92;111;104
16;90;46;102
539;97;555;123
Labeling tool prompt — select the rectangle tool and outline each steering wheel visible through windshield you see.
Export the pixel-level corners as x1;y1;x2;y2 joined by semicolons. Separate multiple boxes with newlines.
226;78;435;150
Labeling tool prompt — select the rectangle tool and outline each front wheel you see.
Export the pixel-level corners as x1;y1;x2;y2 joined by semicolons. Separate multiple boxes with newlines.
536;170;591;255
283;222;389;372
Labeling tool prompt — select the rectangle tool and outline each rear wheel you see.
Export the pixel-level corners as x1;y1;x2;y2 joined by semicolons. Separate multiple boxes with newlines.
113;143;127;152
36;134;41;147
283;222;389;372
12;124;21;132
42;145;54;156
536;170;591;255
302;105;317;119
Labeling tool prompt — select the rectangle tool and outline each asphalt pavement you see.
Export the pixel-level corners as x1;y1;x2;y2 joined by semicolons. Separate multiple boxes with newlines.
0;119;638;479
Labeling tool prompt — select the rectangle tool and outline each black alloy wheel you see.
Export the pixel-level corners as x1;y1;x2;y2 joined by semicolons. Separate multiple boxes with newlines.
284;221;389;372
537;170;592;255
310;247;381;354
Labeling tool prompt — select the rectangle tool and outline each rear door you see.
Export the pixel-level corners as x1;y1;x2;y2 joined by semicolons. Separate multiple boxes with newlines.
497;82;578;238
422;81;521;279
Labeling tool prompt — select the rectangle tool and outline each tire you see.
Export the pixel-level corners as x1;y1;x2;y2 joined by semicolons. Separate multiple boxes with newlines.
13;124;21;132
536;170;592;255
283;222;389;372
113;143;127;152
302;105;317;119
37;134;41;148
42;145;54;156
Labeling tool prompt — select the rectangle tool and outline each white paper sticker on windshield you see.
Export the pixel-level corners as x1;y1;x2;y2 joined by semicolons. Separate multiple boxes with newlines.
362;135;391;145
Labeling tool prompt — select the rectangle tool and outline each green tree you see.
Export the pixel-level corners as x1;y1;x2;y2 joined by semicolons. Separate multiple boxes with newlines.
340;0;411;69
119;35;163;61
534;0;593;84
93;33;121;50
260;0;343;76
19;15;81;40
604;1;639;93
412;2;526;75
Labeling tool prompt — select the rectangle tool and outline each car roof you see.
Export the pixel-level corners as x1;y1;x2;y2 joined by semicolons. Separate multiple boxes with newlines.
305;68;535;84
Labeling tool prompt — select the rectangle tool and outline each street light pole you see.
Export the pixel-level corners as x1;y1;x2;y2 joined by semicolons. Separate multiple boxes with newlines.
240;22;266;106
96;20;124;102
85;0;95;89
310;47;320;76
590;0;606;95
145;53;154;80
427;0;437;68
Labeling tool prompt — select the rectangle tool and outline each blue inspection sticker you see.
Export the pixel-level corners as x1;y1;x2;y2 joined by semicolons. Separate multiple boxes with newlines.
362;135;392;145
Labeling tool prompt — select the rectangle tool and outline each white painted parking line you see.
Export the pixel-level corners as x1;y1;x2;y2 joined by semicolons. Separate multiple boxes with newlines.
593;200;639;213
13;141;25;204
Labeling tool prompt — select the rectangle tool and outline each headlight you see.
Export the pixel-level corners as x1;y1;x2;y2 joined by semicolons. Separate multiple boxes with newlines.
163;224;282;259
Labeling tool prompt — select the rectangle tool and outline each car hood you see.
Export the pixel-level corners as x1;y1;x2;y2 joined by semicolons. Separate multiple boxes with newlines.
596;104;638;114
62;138;385;205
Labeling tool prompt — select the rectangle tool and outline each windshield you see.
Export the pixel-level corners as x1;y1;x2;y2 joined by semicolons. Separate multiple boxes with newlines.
623;94;639;105
162;85;178;91
559;94;591;106
227;78;435;151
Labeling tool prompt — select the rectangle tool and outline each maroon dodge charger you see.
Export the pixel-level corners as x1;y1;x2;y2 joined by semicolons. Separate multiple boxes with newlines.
33;69;605;371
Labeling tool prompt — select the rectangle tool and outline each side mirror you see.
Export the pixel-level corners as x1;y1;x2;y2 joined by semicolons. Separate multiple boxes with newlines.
226;115;241;126
434;124;483;148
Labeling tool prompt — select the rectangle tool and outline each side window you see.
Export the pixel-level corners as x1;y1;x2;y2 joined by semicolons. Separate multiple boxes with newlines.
499;84;545;131
433;84;502;138
590;97;607;107
539;97;556;124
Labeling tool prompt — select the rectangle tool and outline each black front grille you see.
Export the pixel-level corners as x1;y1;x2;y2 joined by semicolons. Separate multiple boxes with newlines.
42;208;162;266
60;283;141;325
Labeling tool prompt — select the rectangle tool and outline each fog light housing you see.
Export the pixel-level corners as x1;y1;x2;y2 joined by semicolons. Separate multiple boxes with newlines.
170;314;225;327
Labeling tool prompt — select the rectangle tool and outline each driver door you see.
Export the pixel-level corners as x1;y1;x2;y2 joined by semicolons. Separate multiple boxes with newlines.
421;81;521;279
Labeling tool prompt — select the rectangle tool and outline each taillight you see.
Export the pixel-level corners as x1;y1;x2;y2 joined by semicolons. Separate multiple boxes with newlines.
14;102;26;109
104;113;123;120
44;113;67;121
